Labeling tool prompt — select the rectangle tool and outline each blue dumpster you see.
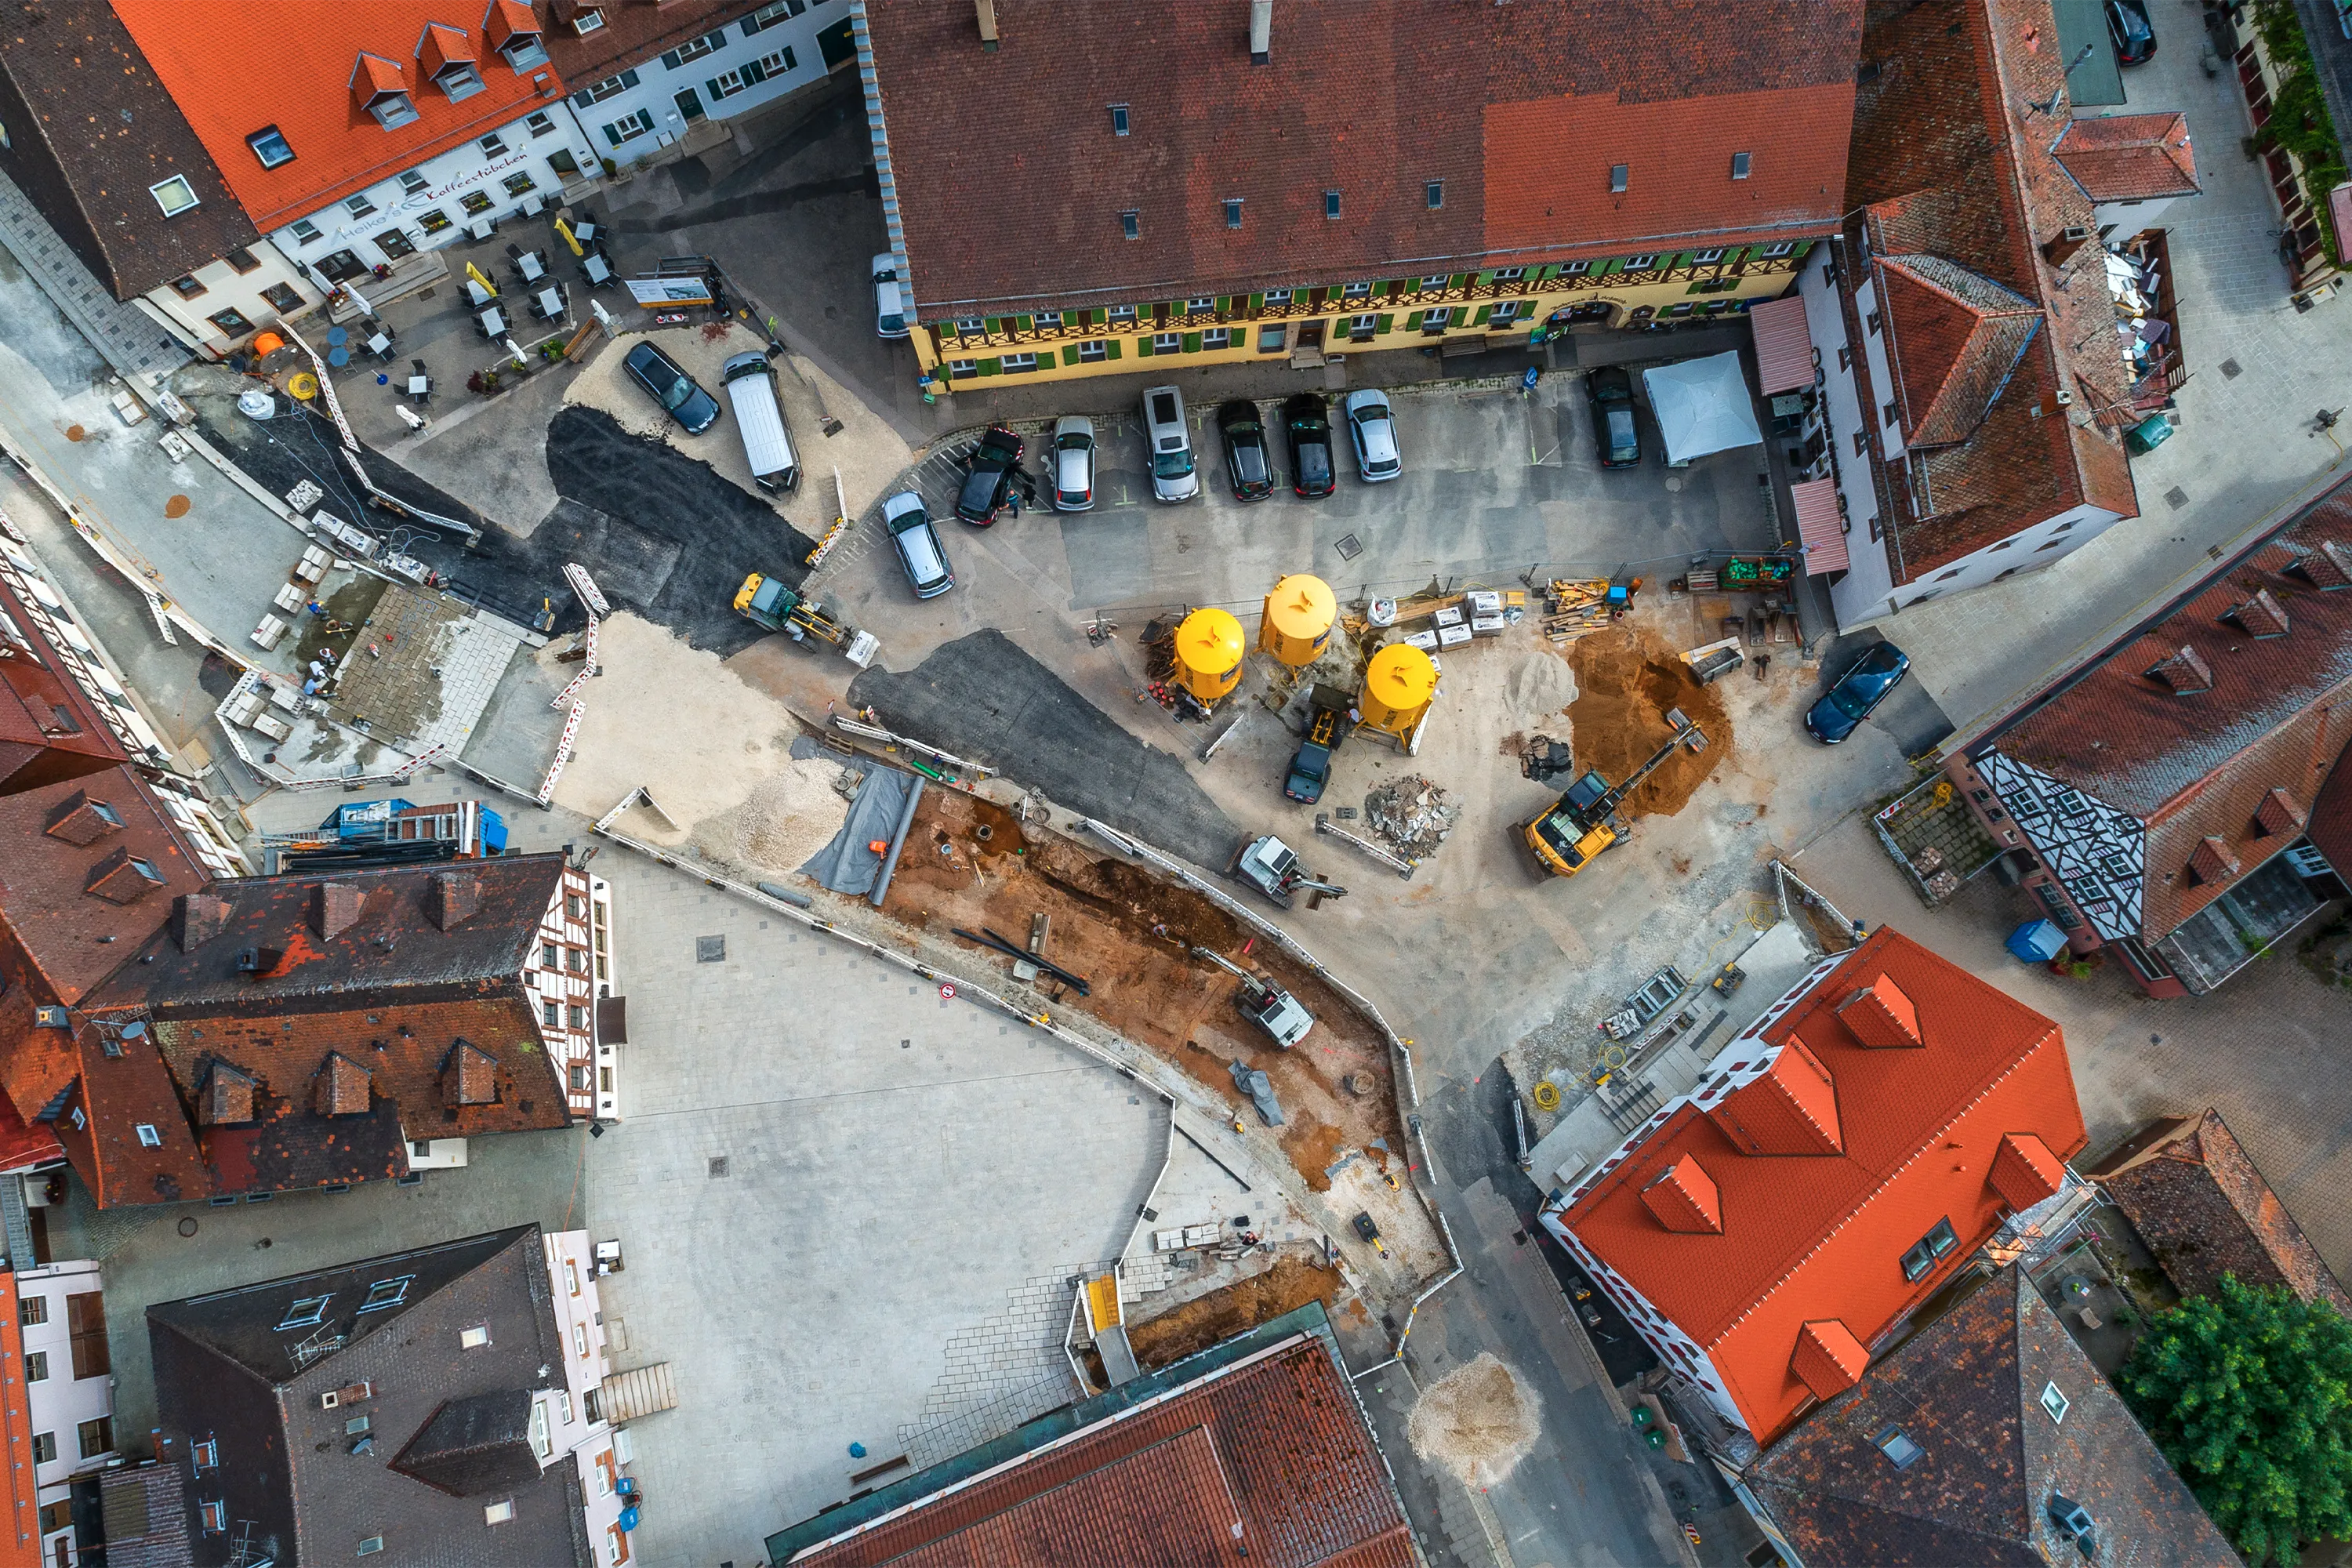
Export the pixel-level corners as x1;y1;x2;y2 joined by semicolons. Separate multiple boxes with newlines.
2006;920;2067;964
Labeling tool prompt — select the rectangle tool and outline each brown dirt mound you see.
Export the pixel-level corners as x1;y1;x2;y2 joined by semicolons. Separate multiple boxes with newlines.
1565;623;1730;817
1127;1257;1341;1369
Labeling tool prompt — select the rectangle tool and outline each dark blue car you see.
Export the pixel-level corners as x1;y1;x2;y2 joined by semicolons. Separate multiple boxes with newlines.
1806;642;1911;744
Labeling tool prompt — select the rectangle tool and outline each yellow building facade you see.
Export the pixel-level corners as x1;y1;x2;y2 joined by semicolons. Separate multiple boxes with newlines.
911;243;1815;388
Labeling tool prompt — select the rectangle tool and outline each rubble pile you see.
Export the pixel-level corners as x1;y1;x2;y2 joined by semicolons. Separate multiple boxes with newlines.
1363;775;1460;858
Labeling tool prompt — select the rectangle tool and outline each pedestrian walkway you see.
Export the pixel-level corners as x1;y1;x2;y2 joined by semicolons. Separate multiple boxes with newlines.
0;171;185;387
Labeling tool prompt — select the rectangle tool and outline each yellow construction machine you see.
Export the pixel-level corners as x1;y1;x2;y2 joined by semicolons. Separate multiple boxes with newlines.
1521;707;1705;878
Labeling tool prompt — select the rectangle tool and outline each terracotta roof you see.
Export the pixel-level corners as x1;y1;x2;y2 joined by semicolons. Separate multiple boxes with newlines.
1845;0;2139;579
2307;745;2352;869
536;0;744;91
1745;1268;2230;1565
110;1;559;232
0;1274;42;1568
1562;928;2086;1445
1987;481;2352;938
0;576;126;799
859;1;1861;317
790;1335;1413;1568
1877;256;2042;449
2053;112;2199;202
96;1456;197;1568
2092;1109;2352;1315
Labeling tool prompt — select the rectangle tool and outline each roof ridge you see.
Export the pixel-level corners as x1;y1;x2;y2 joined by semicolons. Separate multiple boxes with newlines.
1880;255;2039;317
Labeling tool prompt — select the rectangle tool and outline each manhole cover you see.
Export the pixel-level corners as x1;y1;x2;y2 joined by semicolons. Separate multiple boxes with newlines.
416;286;436;299
708;1156;729;1178
2165;487;2190;510
2220;358;2243;379
176;1217;198;1237
695;935;726;963
1335;532;1364;561
164;495;191;518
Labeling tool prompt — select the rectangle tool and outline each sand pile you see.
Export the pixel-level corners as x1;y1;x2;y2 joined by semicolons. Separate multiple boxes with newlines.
1564;624;1730;817
1406;1352;1543;1489
690;759;855;877
1505;651;1580;721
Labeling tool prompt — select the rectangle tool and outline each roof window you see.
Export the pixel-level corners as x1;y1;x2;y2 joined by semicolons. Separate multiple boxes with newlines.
358;1276;413;1313
1426;180;1443;209
1109;103;1130;135
1731;151;1751;180
435;61;485;101
1120;210;1140;240
134;1123;161;1147
1224;198;1242;229
1610;163;1629;194
369;92;419;130
247;127;294;169
277;1295;331;1330
459;1323;491;1348
2039;1380;2069;1424
1873;1425;1924;1468
1323;189;1341;220
1898;1217;1958;1281
150;176;199;218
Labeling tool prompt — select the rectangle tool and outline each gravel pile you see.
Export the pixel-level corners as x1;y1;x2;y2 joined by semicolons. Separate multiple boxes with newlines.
1363;775;1460;859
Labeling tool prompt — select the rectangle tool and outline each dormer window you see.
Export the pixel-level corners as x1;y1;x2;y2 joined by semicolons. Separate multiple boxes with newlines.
435;60;485;100
353;53;419;129
368;92;418;129
485;0;547;70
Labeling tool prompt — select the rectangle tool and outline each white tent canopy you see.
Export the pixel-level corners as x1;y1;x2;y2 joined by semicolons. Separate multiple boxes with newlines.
1642;350;1764;464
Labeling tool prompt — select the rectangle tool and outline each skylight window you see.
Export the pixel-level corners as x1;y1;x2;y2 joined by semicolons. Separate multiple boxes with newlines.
357;1276;413;1314
2040;1381;2069;1425
247;127;294;169
278;1295;331;1331
1874;1425;1924;1468
149;176;199;217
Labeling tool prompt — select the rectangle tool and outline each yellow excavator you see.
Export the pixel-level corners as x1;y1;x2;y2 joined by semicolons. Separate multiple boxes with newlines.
1521;707;1706;878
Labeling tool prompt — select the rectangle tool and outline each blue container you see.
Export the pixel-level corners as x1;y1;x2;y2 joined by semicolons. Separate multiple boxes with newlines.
2006;920;2067;964
618;1505;641;1533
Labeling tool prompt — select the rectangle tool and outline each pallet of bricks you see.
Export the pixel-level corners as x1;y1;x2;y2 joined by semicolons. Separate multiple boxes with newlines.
1543;579;1610;645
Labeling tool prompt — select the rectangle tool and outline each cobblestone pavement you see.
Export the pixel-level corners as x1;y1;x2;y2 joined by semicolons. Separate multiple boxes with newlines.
0;170;184;386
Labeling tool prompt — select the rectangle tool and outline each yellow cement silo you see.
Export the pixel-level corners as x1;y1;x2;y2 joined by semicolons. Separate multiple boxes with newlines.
1258;574;1337;667
1171;608;1246;703
1360;643;1438;739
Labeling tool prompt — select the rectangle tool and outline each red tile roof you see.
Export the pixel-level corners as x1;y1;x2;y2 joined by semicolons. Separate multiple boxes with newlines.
0;1275;39;1568
2053;112;2198;202
1991;481;2352;938
0;576;125;798
1792;1319;1868;1399
2092;1109;2352;1315
2308;745;2352;869
1877;256;2043;450
792;1336;1413;1568
1845;0;2139;578
1563;928;2085;1444
110;2;560;231
859;2;1861;317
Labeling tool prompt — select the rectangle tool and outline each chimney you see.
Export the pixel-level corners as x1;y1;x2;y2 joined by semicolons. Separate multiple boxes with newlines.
975;0;998;50
1708;1037;1842;1156
2225;588;2290;638
1989;1131;2065;1211
1639;1156;1722;1234
310;881;364;941
2256;787;2307;838
2041;225;2091;267
424;871;479;931
2143;644;2214;694
234;946;285;979
1249;0;1272;63
170;893;232;953
84;847;166;906
1791;1319;1868;1399
42;792;122;847
2187;835;2240;885
1837;973;1922;1047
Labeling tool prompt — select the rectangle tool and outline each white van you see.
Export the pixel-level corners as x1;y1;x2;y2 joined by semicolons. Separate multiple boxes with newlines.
720;352;800;494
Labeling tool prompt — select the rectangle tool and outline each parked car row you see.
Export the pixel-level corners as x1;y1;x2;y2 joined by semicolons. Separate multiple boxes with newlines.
622;340;803;492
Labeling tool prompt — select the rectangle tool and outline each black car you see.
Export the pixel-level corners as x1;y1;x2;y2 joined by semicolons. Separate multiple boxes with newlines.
1805;641;1911;744
2107;0;2154;63
1584;366;1641;468
1219;400;1275;501
1283;393;1335;499
955;425;1024;525
622;342;721;434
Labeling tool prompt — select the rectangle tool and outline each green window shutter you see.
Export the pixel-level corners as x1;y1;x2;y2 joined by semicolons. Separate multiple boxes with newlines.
1472;270;1494;286
1669;252;1694;271
1013;314;1033;332
1137;336;1152;358
1061;345;1080;365
983;317;1005;335
1105;338;1123;360
1404;310;1424;332
1447;273;1468;290
1537;263;1560;281
1181;331;1202;352
1375;312;1393;334
978;358;1001;376
1247;292;1265;311
1597;259;1622;278
1789;241;1815;262
1472;305;1491;326
1217;296;1236;314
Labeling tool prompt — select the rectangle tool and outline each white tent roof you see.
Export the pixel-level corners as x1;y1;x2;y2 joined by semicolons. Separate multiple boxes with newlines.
1642;350;1764;463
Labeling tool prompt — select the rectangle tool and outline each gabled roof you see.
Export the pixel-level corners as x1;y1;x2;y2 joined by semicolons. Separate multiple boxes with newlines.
0;575;126;799
1746;1268;2230;1564
1877;256;2042;449
110;2;557;232
1562;929;2086;1444
1985;480;2352;937
536;0;742;91
147;1226;591;1568
1846;0;2140;575
0;0;261;299
858;1;1861;317
2089;1109;2352;1315
2054;112;2199;203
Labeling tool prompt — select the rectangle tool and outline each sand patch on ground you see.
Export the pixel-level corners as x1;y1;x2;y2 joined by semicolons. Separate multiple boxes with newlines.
1564;622;1730;817
688;760;854;877
549;611;808;840
1406;1352;1544;1489
1504;650;1580;722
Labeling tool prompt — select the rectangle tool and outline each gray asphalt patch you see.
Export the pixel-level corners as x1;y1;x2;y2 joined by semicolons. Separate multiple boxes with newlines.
847;630;1244;871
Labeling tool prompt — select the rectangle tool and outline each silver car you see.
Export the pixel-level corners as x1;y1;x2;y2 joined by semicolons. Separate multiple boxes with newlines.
1343;388;1402;482
872;252;909;340
1142;385;1197;502
882;490;953;598
1051;415;1096;510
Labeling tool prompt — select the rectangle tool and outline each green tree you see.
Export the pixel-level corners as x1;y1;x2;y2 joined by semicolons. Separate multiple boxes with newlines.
2122;1274;2352;1564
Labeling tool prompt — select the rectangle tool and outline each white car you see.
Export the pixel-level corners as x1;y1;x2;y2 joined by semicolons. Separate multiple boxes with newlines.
872;253;909;340
1343;389;1401;482
881;490;952;598
1142;385;1197;502
1051;415;1096;510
